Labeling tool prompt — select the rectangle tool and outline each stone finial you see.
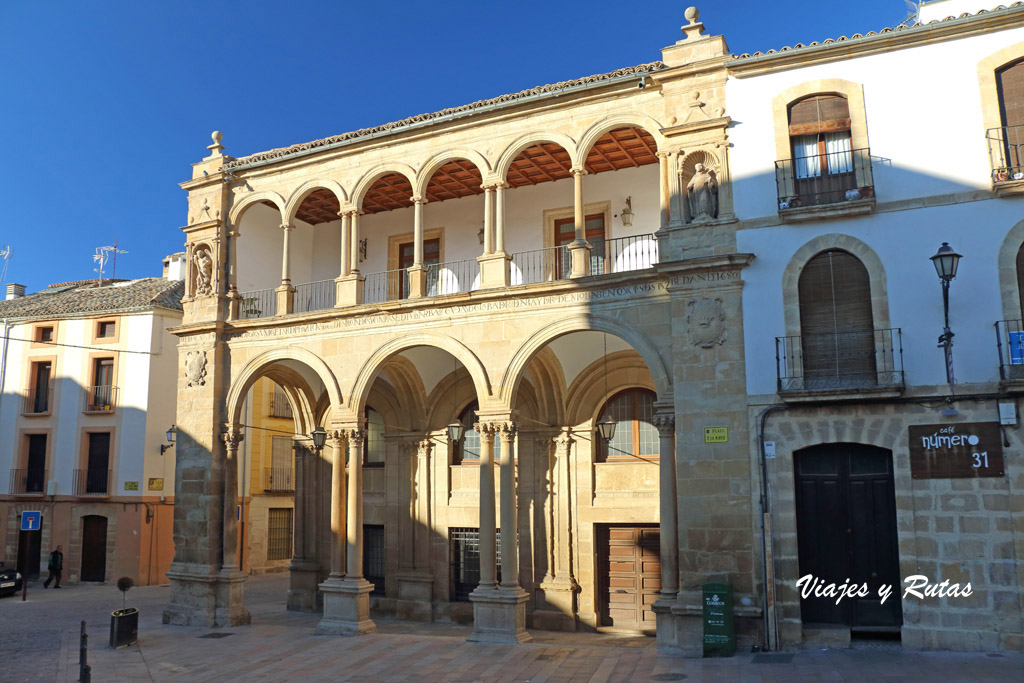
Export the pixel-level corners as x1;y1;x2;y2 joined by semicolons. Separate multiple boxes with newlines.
206;130;225;157
680;5;706;41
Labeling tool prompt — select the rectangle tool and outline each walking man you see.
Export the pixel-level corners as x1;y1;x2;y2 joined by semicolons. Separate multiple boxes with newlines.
43;545;63;588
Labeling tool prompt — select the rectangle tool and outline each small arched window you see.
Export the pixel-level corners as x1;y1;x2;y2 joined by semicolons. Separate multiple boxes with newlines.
364;406;385;466
788;94;854;206
452;400;500;464
798;250;876;388
596;388;659;463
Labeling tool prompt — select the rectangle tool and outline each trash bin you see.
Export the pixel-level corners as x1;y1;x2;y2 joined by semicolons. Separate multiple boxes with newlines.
702;582;735;657
110;608;138;648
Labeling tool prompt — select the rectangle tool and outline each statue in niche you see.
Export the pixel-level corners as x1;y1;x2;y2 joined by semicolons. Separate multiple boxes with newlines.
686;163;719;222
193;247;213;296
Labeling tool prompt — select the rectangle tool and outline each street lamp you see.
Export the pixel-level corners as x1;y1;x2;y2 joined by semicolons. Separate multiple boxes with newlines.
160;425;176;455
310;426;327;452
930;242;962;387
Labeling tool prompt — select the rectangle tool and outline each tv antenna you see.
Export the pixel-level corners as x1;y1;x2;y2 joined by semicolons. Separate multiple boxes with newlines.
93;240;128;286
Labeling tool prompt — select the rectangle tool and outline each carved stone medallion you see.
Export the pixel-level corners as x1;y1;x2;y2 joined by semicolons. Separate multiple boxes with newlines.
186;350;208;387
687;297;726;348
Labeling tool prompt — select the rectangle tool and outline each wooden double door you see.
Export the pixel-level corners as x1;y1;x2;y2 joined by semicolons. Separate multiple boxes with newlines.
597;524;660;632
795;443;902;630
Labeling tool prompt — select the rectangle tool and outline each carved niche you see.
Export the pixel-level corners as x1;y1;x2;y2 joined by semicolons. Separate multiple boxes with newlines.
191;244;214;297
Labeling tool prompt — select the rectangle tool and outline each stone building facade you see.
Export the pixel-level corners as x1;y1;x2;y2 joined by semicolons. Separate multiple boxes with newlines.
162;2;1023;653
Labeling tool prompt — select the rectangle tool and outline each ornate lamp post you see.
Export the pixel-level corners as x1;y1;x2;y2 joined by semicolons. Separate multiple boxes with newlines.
930;242;962;388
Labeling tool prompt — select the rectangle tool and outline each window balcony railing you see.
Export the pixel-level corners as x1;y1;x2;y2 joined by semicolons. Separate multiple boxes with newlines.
775;328;904;393
987;125;1024;183
294;279;336;314
83;386;118;414
511;244;571;285
22;382;53;415
602;234;658;274
363;268;408;305
269;390;294;419
263;467;294;492
775;147;874;209
994;319;1024;380
72;468;111;496
240;287;276;320
9;468;46;495
425;258;480;296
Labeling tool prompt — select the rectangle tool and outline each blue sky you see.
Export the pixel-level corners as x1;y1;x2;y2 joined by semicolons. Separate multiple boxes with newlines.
0;1;913;294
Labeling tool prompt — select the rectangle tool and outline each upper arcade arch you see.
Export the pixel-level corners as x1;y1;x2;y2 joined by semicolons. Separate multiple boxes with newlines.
495;132;580;181
415;150;491;198
284;180;349;226
576;115;666;163
225;347;343;429
352;163;418;211
228;190;287;227
500;314;671;409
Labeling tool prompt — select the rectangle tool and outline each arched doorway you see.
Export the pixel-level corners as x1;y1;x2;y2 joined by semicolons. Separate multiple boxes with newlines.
794;443;901;631
81;515;108;582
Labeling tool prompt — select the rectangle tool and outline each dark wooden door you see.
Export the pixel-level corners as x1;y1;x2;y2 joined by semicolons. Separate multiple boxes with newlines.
86;433;110;494
795;444;902;629
17;527;42;580
81;515;108;582
26;434;47;493
597;524;660;631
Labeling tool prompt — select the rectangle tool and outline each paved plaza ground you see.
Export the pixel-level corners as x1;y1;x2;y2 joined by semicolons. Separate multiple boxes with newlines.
1;574;1021;682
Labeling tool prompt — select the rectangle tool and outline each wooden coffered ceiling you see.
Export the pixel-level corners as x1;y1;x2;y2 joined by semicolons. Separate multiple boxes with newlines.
280;127;657;221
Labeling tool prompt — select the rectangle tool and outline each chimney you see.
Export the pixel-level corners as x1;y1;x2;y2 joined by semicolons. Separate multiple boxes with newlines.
5;283;25;300
163;252;187;282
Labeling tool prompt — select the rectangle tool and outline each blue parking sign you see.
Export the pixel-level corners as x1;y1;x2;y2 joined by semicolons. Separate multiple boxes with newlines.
21;511;41;531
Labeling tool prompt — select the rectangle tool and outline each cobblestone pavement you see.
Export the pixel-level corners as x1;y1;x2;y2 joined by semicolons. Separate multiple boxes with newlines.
1;574;1021;682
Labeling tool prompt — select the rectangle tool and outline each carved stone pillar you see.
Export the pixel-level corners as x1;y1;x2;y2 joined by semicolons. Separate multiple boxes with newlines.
470;420;530;644
319;428;376;635
651;408;680;647
568;168;591;278
479;183;511;288
327;432;347;579
657;151;671;231
276;223;296;315
335;211;363;307
498;423;519;590
534;430;578;631
407;196;427;298
288;441;320;612
226;228;241;320
221;429;243;572
396;438;435;621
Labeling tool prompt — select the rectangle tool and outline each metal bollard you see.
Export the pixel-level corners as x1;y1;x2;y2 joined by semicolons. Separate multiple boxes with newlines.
79;620;89;683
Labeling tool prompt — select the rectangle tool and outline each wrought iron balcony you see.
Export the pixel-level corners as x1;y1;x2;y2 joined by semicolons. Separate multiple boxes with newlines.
22;382;53;415
987;125;1024;184
263;467;294;492
239;287;276;320
9;468;46;495
84;386;118;414
995;319;1024;381
775;147;875;209
776;328;904;393
72;468;111;496
294;279;336;314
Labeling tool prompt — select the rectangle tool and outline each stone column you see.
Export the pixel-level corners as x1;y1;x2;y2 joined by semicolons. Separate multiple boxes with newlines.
657;151;671;231
470;420;530;644
336;211;363;307
276;223;296;315
669;153;686;227
407;196;427;298
396;438;435;621
535;430;578;631
478;183;511;288
221;429;243;572
227;228;241;320
651;408;679;647
319;428;376;635
498;423;519;589
328;432;347;578
567;168;591;278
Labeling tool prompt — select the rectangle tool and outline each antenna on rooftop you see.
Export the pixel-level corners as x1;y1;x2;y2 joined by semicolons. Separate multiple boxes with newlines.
903;0;920;26
0;245;10;287
93;241;129;286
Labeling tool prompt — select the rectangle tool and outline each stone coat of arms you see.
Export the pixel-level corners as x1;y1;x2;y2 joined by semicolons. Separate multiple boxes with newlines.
186;350;208;387
687;297;727;348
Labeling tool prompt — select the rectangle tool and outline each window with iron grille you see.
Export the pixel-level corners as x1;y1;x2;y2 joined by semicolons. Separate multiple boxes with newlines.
363;525;386;595
269;386;293;419
597;388;660;463
449;527;501;602
267;508;293;561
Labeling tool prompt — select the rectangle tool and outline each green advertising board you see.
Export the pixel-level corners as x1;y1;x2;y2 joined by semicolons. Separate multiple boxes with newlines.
702;582;735;657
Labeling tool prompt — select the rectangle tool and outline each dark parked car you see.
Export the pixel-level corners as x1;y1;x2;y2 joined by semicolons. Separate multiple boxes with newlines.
0;561;23;597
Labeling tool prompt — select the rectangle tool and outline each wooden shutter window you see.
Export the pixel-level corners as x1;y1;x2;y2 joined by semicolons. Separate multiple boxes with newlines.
998;60;1024;129
788;95;851;137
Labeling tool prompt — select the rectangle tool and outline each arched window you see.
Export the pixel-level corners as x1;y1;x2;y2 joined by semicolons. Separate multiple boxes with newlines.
798;250;876;389
788;94;854;206
452;400;500;464
596;388;659;463
364;406;385;466
997;60;1024;177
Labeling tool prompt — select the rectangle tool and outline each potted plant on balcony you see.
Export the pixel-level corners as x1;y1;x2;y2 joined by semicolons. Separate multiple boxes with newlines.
110;576;138;648
859;186;874;198
995;167;1011;182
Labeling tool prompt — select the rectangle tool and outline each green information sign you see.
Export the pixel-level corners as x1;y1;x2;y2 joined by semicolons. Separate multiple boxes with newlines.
702;582;735;657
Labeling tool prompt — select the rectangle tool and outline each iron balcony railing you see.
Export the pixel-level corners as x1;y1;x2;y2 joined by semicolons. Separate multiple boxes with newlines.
9;468;46;495
987;125;1024;183
263;467;294;492
776;328;904;393
775;146;874;209
603;234;658;274
994;319;1024;380
511;244;571;285
72;468;111;496
240;287;276;320
294;279;336;314
269;390;294;419
84;386;118;413
426;259;480;296
23;381;53;415
363;268;407;304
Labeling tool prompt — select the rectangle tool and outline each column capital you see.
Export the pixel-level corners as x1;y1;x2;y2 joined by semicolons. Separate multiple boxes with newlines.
280;223;295;232
416;439;433;458
570;167;588;177
341;428;365;446
497;422;517;440
656;150;671;159
326;431;345;450
222;429;244;449
552;430;574;449
480;182;498;192
337;209;358;219
652;411;675;437
410;195;427;205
